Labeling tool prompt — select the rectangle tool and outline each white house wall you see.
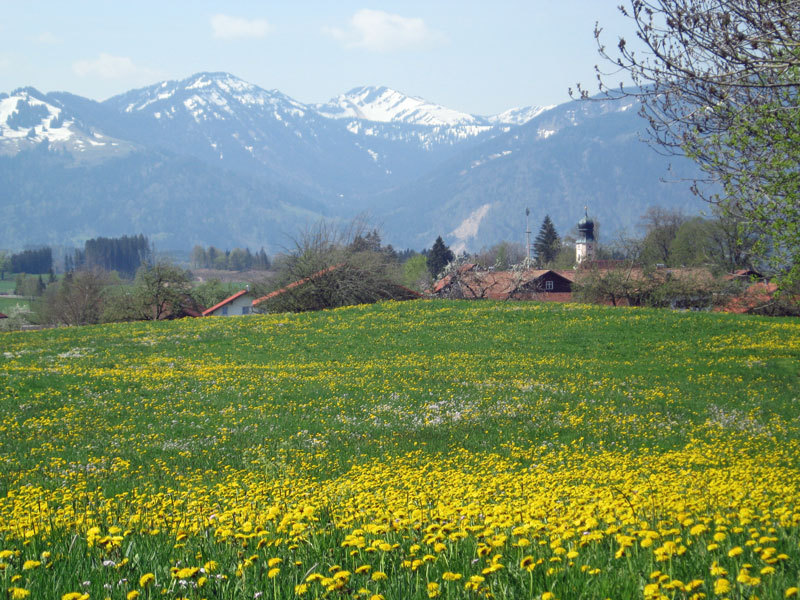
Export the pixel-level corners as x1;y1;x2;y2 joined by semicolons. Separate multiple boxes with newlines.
210;294;253;316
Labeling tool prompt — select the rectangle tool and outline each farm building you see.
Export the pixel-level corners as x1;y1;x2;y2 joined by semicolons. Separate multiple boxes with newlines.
432;264;574;301
202;289;256;317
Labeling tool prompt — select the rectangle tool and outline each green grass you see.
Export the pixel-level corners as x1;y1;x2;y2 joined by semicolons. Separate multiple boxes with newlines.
0;296;29;314
0;278;16;294
0;300;798;599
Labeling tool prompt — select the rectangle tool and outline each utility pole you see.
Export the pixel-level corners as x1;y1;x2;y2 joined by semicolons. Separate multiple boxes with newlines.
525;208;532;261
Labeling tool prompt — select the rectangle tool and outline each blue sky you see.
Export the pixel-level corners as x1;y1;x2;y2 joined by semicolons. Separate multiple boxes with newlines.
0;1;633;115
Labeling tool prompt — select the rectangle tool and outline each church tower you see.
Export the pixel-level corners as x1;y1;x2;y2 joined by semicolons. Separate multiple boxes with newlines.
575;207;596;265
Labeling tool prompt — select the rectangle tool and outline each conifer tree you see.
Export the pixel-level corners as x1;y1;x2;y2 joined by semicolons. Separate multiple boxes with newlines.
533;215;560;267
427;236;454;279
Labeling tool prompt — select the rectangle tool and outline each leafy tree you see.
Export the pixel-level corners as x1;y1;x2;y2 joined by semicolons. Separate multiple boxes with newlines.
132;262;193;320
426;236;454;279
639;207;687;266
533;215;561;267
669;214;756;272
583;0;800;287
190;245;207;269
191;279;233;310
402;254;431;292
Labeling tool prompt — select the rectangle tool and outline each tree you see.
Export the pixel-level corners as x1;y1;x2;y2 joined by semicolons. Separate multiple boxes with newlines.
255;221;413;314
36;269;109;326
427;236;454;279
582;0;800;287
533;215;561;267
669;213;756;272
639;207;687;266
402;254;432;292
132;262;193;320
191;278;232;310
472;242;526;270
0;251;9;280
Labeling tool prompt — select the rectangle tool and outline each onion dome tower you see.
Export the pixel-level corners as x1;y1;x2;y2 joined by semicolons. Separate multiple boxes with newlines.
575;207;596;265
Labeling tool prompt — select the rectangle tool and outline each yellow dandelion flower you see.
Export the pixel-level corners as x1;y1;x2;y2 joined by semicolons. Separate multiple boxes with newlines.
268;567;280;578
204;560;218;573
294;583;308;595
442;572;462;581
22;560;41;571
127;592;140;600
139;573;155;587
8;588;30;599
427;582;441;598
175;566;199;579
728;546;743;558
786;588;799;598
268;557;282;568
714;578;731;595
371;571;388;581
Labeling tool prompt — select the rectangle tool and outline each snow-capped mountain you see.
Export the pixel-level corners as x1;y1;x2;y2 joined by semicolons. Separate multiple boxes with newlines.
487;105;554;126
0;72;705;252
0;88;132;159
316;85;485;127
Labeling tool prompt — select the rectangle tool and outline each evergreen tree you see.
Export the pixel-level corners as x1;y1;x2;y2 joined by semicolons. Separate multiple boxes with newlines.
533;215;561;267
427;236;454;279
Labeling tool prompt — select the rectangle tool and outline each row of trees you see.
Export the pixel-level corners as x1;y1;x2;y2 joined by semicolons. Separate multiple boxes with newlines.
190;245;271;271
32;264;240;326
6;247;53;275
67;234;152;278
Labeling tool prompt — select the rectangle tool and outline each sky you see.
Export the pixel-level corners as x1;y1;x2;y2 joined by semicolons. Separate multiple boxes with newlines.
0;1;634;116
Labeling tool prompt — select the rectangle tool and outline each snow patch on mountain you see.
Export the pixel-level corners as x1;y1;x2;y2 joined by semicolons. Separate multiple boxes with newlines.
488;105;553;125
450;203;492;253
469;150;512;170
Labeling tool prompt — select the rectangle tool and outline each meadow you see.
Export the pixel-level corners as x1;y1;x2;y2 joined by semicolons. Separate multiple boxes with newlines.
0;299;798;600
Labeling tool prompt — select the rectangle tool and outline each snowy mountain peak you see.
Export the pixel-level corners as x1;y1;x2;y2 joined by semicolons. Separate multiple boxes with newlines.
487;105;554;126
105;72;307;121
0;88;133;158
315;85;484;127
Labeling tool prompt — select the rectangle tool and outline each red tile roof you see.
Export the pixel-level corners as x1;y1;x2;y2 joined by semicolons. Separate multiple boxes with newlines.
252;264;344;306
0;312;7;319
202;289;250;316
432;268;573;300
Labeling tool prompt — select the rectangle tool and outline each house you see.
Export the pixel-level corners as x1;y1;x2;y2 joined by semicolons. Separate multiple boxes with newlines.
202;289;255;317
432;264;574;301
0;312;7;319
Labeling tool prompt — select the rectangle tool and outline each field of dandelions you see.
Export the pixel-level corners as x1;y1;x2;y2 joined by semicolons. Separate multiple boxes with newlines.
1;299;799;600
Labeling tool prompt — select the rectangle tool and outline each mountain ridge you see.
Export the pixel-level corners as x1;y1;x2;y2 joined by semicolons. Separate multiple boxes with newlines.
0;72;704;253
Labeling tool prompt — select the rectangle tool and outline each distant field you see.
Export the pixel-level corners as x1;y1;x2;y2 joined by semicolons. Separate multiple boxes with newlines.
0;300;798;599
0;278;16;294
0;296;28;314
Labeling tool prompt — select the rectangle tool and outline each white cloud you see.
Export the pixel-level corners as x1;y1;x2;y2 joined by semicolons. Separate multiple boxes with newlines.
326;9;446;52
211;14;272;40
72;53;156;80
